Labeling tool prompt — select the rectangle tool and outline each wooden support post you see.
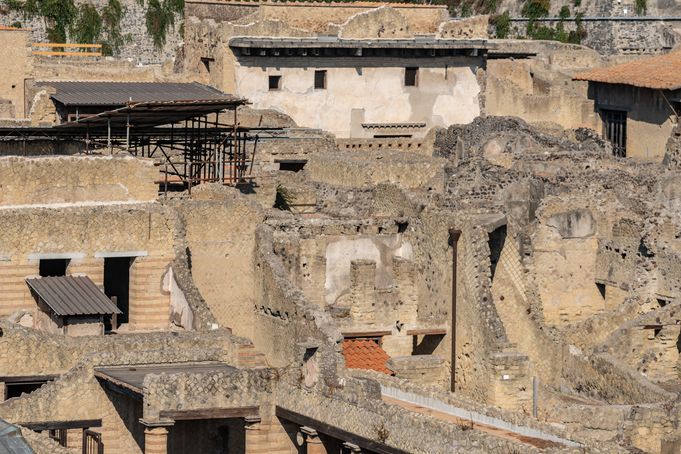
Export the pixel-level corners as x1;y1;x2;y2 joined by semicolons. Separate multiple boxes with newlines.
448;228;461;393
107;117;112;155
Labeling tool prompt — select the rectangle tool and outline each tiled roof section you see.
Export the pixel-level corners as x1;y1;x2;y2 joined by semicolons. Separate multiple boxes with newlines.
43;81;237;107
26;275;122;316
342;338;393;375
573;52;681;90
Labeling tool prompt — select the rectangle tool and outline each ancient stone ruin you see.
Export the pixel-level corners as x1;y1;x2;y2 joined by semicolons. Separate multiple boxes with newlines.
2;1;681;453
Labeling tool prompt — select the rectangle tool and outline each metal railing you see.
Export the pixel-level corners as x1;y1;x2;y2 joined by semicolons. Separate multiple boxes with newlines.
31;43;102;57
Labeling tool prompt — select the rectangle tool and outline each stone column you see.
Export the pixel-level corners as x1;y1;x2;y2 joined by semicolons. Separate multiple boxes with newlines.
144;426;168;454
0;382;5;401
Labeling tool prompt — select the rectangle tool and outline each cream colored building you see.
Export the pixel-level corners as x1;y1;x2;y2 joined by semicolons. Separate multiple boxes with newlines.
228;37;486;138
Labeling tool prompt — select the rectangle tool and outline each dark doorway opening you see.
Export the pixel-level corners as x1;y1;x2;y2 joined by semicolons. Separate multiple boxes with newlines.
596;282;606;299
488;225;507;281
104;257;133;326
39;258;69;277
601;109;627;157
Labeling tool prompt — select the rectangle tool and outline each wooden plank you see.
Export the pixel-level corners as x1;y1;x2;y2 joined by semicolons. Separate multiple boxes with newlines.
275;406;410;454
0;375;58;383
342;330;392;338
31;43;102;48
19;419;102;431
32;51;102;57
159;406;259;421
406;328;447;336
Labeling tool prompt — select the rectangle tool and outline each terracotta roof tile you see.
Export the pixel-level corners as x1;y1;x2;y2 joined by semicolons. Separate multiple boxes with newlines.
342;338;393;375
573;52;681;90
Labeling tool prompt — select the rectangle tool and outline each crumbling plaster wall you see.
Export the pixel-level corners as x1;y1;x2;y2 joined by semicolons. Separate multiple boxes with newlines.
253;223;342;367
532;194;637;326
233;56;483;139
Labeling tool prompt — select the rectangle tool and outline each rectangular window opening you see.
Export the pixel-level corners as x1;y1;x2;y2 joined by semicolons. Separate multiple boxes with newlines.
601;109;627;157
405;67;419;87
314;70;327;89
39;259;69;277
269;75;282;91
278;161;307;172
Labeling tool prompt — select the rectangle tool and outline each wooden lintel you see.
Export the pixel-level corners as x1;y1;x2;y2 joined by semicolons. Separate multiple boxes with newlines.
342;331;392;338
159;406;260;421
406;328;447;336
98;378;143;401
19;419;102;431
275;406;410;454
0;375;58;383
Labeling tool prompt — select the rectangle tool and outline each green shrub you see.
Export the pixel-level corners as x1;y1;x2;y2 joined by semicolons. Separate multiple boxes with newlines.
522;0;550;19
559;4;570;19
493;11;511;38
635;0;646;15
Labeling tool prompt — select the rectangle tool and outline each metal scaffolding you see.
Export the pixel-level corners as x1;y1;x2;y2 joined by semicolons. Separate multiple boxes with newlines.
0;98;270;191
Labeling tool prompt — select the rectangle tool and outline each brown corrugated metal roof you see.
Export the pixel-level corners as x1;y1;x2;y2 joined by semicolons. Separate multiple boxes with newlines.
44;81;238;107
26;275;122;316
573;52;681;90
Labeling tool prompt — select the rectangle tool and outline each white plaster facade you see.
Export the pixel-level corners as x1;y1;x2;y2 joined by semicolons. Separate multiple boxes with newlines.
232;56;482;138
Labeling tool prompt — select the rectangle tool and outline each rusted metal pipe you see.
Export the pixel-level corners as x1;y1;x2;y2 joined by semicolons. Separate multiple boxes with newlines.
449;228;462;393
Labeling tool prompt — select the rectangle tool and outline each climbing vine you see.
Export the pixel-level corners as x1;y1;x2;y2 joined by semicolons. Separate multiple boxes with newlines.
1;0;179;53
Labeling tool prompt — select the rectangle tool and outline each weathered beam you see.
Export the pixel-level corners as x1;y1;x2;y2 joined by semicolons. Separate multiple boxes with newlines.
0;375;58;383
342;330;392;338
405;328;447;336
275;406;411;454
19;419;102;431
159;406;260;421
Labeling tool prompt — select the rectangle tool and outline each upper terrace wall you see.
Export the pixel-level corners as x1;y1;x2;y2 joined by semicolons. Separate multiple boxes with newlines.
0;156;158;206
185;1;447;34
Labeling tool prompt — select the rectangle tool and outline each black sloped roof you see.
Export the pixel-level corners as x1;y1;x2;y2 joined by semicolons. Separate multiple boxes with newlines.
44;81;238;107
26;275;122;316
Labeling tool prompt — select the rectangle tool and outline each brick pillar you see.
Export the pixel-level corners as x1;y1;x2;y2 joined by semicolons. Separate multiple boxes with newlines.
245;417;271;454
144;426;168;454
306;434;327;454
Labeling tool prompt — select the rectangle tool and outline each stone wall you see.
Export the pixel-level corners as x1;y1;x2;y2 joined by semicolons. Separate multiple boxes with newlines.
1;0;181;65
0;156;158;206
306;150;446;190
176;185;265;338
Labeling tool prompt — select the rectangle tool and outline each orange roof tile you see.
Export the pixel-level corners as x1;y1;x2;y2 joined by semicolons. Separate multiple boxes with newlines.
573;51;681;90
342;338;393;375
